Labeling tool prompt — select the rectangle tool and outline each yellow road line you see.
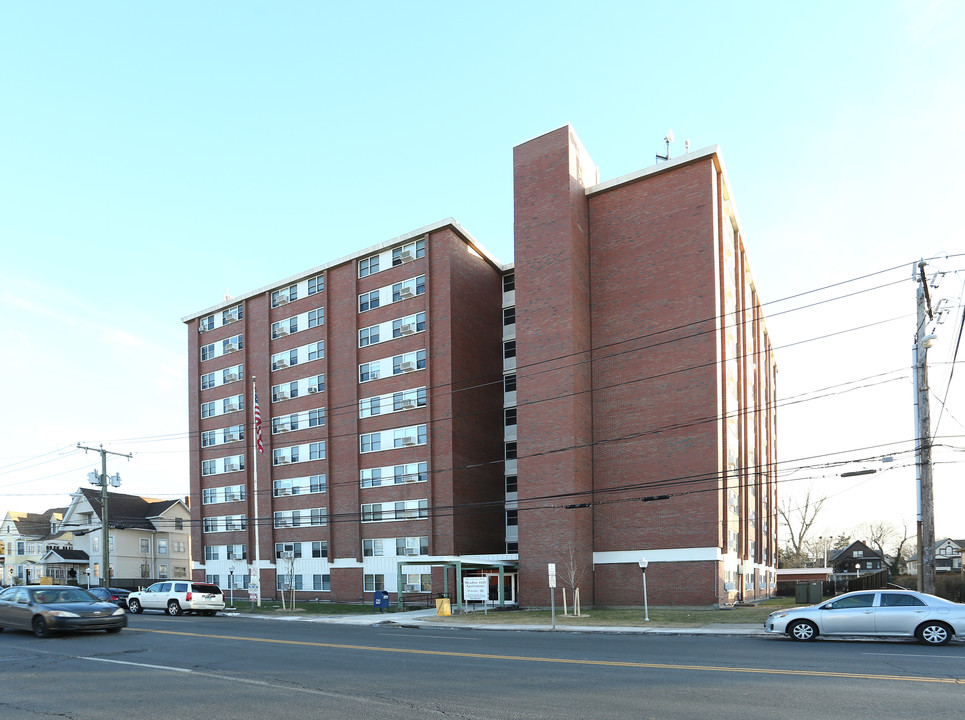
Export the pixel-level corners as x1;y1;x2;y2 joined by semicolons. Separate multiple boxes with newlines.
136;629;965;685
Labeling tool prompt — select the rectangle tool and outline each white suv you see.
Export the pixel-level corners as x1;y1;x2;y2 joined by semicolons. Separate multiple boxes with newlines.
127;582;225;616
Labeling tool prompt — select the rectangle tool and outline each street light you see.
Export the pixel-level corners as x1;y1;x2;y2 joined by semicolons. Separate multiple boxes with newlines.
228;568;235;610
855;563;861;577
85;568;92;590
638;557;650;622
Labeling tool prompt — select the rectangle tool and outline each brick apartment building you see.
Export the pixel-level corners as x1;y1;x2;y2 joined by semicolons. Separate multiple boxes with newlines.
183;125;777;608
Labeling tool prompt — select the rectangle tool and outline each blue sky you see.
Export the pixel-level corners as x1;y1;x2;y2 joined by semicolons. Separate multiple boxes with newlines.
2;2;963;548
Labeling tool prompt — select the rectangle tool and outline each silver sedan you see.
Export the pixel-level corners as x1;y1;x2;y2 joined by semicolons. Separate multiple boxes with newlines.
765;589;965;645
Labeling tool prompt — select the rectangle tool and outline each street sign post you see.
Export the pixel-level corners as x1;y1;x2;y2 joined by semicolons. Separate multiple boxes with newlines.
548;563;557;630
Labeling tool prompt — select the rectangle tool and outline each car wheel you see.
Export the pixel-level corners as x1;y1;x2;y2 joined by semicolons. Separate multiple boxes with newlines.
128;599;142;614
787;620;818;641
167;600;183;616
916;621;952;646
32;617;50;638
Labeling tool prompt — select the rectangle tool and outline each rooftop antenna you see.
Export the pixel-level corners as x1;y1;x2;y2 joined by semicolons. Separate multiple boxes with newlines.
656;129;674;163
685;139;690;154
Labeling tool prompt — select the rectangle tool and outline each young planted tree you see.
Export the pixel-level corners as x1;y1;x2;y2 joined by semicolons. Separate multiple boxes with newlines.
559;543;587;616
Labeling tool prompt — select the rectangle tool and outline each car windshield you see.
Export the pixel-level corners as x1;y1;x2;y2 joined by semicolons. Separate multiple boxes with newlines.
31;588;96;604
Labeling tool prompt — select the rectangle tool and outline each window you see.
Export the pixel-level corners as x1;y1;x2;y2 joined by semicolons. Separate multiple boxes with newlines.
272;285;297;307
504;408;517;427
173;541;186;553
506;475;517;493
223;335;243;353
273;318;296;338
273;349;297;371
391;238;425;266
392;275;425;302
204;546;220;561
223;365;242;384
853;550;864;557
309;374;324;393
392;350;426;374
274;509;327;528
505;442;517;460
201;430;215;448
504;374;516;392
360;433;381;453
359;290;380;312
202;459;216;476
308;275;324;296
364;574;385;592
362;539;384;557
309;442;325;460
392;387;427;411
392;312;425;338
396;537;429;556
201;372;215;390
503;341;516;359
274;475;327;496
275;542;303;559
360;396;382;418
361;499;427;522
359;255;380;278
309;408;325;427
222;305;243;324
223;396;243;414
201;343;215;361
308;342;324;361
313;574;331;591
503;307;515;326
158;565;169;579
360;361;381;382
273;415;298;434
226;544;246;560
311;541;328;558
393;424;427;447
308;308;324;328
157;539;168;555
404;573;431;592
140;538;150;554
507;509;518;526
277;575;303;591
199;315;215;332
203;515;247;533
359;326;380;347
503;273;515;292
273;381;298;402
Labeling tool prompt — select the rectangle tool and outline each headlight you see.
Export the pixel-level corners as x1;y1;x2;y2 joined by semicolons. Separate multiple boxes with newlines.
48;610;80;618
112;608;125;616
769;612;789;620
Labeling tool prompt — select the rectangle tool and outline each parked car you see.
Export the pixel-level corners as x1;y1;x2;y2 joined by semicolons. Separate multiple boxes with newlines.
0;585;127;637
765;589;965;645
87;587;131;609
127;581;225;616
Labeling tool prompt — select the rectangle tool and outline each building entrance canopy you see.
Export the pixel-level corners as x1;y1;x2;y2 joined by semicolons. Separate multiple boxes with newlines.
396;556;517;613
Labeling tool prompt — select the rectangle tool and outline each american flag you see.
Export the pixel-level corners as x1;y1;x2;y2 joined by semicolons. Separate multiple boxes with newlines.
254;386;264;454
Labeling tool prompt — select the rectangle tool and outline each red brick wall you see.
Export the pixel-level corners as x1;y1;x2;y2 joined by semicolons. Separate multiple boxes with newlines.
514;126;596;606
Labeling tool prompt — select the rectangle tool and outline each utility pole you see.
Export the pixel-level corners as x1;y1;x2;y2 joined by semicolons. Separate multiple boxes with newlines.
78;444;132;588
912;262;936;595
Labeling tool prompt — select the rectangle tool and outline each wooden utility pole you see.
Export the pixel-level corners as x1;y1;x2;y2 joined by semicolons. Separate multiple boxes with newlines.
913;262;936;595
77;444;132;587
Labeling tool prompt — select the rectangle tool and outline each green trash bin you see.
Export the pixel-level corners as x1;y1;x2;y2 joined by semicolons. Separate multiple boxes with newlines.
796;581;822;604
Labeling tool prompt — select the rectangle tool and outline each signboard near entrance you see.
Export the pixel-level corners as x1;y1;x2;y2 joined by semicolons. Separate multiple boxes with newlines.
463;576;489;602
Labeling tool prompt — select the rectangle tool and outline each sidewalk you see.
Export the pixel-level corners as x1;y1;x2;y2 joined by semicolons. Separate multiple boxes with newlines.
223;607;766;636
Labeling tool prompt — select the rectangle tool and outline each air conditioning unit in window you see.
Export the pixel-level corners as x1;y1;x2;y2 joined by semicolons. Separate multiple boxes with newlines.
277;487;292;496
399;361;416;373
274;325;289;337
399;323;415;336
368;368;381;379
398;249;415;263
276;293;290;305
224;462;238;472
224;432;238;443
275;421;291;433
275;357;289;369
404;583;421;592
399;286;414;299
224;342;238;353
404;547;418;556
399;398;417;410
224;312;238;323
308;386;319;394
225;493;240;502
224;372;238;382
276;519;292;528
401;473;419;484
400;436;417;447
224;402;238;412
276;457;291;465
276;389;289;401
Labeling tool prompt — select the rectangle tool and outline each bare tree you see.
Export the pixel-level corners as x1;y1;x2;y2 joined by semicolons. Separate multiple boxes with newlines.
778;488;827;566
857;520;913;575
558;543;587;616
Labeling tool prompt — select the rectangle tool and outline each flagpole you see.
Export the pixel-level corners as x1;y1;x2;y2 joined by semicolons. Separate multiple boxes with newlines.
251;375;263;607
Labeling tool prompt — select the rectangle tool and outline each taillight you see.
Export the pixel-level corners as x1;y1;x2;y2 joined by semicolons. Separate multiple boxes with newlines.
186;592;192;601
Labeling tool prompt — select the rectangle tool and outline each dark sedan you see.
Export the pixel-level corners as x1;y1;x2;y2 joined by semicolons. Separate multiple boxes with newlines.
0;585;127;637
87;586;131;609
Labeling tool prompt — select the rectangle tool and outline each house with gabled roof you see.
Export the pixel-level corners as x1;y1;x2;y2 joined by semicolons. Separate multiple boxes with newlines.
0;509;71;585
906;538;964;575
52;487;192;586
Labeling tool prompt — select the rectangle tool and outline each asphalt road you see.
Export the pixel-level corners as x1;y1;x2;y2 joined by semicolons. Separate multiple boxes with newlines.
1;613;963;719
